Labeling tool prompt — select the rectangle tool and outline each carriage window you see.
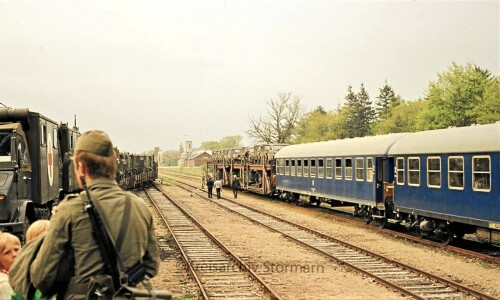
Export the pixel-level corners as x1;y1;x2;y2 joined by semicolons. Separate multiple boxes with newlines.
345;158;352;180
303;159;309;177
356;158;364;181
285;160;290;175
472;156;491;192
310;159;317;178
317;159;324;178
448;156;464;190
366;158;373;182
335;158;342;179
291;159;296;176
427;157;441;188
297;159;302;176
326;159;333;179
396;157;405;185
408;157;420;186
279;159;284;175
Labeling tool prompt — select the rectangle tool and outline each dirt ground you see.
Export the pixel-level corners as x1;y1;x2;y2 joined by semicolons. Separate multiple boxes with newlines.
147;182;499;299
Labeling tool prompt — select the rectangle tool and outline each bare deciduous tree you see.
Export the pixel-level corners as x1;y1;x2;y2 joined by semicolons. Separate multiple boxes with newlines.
248;92;303;143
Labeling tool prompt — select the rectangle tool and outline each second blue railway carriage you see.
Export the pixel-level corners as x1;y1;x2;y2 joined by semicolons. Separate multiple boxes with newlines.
275;123;500;244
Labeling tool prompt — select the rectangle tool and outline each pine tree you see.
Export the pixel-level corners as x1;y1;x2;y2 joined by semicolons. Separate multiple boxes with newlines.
342;85;358;138
356;83;375;137
341;84;375;138
375;80;400;120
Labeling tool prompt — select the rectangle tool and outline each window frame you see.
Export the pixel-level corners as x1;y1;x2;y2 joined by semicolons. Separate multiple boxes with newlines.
52;128;58;149
472;155;491;192
448;156;464;190
317;158;324;178
407;157;420;186
427;156;441;188
335;158;342;180
345;158;353;180
396;157;405;185
297;159;302;176
326;158;333;179
355;157;364;181
366;157;373;182
310;159;317;178
41;124;47;147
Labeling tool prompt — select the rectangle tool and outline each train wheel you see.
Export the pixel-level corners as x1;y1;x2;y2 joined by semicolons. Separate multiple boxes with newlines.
440;232;454;245
377;218;387;228
363;215;372;224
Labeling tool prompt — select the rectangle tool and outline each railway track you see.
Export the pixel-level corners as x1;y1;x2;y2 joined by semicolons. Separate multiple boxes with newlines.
160;169;500;264
161;174;497;300
144;185;281;300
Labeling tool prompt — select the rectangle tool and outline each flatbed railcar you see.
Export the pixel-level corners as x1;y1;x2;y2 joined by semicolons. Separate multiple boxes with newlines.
275;123;500;244
207;144;287;195
116;150;157;190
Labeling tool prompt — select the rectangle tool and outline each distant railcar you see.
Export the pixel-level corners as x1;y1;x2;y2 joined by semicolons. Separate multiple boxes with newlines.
207;143;288;195
116;151;157;190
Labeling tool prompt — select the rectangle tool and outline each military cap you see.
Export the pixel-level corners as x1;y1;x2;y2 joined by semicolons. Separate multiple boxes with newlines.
75;130;114;157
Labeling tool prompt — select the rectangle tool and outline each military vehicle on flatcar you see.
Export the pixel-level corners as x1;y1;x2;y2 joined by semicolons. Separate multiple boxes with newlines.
0;107;157;240
0;107;79;239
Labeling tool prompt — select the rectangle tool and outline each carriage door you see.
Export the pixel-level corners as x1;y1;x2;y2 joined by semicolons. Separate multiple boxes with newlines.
375;157;385;204
378;157;395;206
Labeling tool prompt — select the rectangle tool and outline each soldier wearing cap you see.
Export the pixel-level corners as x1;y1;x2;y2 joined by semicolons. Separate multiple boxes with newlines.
27;130;160;299
231;175;241;199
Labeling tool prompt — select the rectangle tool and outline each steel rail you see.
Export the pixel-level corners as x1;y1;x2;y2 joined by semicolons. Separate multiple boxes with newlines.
144;188;209;300
147;185;282;300
169;178;497;300
160;169;500;265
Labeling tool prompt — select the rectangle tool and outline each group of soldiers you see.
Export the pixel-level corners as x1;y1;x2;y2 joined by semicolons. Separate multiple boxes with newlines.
202;173;241;199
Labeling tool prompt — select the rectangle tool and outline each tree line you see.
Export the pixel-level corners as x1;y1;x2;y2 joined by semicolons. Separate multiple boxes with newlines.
249;62;499;144
150;62;499;164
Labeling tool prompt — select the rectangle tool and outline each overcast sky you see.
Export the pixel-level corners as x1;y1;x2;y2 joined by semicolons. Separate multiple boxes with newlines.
1;0;498;153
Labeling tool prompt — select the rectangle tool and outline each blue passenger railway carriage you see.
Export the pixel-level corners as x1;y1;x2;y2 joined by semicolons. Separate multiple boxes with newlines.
275;123;500;244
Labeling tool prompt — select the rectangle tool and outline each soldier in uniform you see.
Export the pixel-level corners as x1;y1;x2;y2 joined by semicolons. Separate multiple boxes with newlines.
231;175;241;199
28;130;160;299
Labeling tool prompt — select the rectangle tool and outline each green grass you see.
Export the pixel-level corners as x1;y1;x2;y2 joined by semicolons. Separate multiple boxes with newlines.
160;166;204;176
